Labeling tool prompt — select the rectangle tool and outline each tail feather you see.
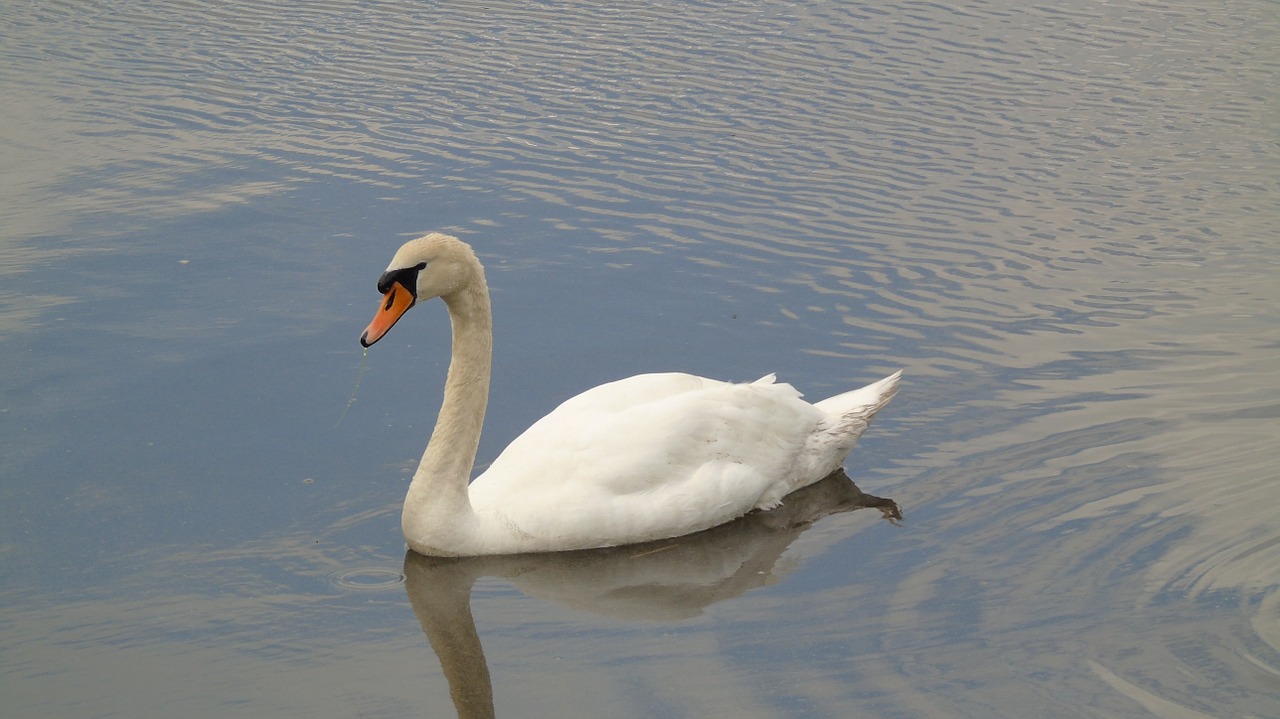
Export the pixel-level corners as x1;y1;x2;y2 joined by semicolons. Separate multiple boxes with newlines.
814;370;902;421
783;370;902;496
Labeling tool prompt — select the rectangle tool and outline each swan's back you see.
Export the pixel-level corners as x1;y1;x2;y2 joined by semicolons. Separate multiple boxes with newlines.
465;371;900;552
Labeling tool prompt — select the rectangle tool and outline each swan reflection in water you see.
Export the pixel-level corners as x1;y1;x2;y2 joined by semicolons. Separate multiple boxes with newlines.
403;470;900;719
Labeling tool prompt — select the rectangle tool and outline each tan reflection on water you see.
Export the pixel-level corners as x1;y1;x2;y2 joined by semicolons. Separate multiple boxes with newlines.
404;472;899;718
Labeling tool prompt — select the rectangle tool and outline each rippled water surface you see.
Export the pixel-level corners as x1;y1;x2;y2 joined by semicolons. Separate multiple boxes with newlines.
3;1;1278;717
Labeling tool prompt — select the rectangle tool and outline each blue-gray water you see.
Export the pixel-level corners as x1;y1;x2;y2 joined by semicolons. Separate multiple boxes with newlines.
2;1;1277;717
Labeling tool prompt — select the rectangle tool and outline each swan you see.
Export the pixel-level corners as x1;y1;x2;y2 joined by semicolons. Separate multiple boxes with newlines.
360;233;901;556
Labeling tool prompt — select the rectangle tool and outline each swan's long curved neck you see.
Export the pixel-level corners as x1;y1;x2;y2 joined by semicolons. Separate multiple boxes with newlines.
404;269;492;545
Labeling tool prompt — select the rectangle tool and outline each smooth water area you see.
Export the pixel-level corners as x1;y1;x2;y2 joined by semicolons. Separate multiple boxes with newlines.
2;1;1278;716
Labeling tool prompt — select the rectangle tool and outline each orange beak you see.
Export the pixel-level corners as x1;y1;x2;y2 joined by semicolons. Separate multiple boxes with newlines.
360;281;416;347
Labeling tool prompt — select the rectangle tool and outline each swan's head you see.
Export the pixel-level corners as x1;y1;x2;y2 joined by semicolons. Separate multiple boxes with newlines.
360;233;480;347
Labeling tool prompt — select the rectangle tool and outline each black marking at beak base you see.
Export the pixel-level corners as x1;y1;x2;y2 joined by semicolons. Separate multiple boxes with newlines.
377;261;428;296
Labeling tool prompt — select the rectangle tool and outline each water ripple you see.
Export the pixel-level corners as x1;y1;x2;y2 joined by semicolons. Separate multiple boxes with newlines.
3;0;1278;715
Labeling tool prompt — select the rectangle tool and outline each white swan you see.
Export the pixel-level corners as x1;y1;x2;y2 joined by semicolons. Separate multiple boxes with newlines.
360;233;901;556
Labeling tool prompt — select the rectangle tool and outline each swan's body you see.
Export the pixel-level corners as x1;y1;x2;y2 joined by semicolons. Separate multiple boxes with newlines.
361;233;901;556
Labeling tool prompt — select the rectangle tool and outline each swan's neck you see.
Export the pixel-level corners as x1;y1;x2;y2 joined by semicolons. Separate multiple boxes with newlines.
403;270;492;552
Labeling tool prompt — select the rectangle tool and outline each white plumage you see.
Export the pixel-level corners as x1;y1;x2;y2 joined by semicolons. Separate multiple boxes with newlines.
360;233;900;556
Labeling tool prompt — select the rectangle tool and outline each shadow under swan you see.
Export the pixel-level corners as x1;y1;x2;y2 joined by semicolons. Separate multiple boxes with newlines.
403;469;900;719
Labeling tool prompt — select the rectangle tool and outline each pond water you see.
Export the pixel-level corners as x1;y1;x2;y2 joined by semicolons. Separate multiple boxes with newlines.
2;0;1277;717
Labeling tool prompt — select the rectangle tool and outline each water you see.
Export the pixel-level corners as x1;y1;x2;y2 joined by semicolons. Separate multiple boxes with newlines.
2;0;1277;716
